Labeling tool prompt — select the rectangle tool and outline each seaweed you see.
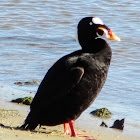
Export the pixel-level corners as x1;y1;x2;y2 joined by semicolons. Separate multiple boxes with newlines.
90;108;112;119
12;97;33;105
14;80;39;86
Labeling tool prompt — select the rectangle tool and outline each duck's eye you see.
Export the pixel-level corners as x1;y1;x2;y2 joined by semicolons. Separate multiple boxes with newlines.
97;29;104;36
96;28;110;39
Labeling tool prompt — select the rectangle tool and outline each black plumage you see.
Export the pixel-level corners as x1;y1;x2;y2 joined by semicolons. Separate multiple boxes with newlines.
20;17;120;133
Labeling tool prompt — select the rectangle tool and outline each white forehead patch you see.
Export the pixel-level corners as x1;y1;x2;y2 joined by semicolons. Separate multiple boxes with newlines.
92;17;104;25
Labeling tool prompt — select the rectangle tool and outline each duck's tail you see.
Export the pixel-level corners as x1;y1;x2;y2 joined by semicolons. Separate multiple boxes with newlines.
19;112;39;131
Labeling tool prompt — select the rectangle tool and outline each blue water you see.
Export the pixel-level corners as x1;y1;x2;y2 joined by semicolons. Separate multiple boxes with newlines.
0;0;140;136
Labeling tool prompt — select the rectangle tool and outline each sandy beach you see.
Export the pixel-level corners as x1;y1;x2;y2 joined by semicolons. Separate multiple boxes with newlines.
0;100;139;140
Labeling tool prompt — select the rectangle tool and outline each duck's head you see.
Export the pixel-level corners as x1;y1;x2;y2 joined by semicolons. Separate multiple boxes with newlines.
77;17;120;50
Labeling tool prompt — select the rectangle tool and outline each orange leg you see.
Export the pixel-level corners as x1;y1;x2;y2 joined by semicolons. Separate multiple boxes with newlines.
68;120;90;137
64;120;100;139
64;123;71;135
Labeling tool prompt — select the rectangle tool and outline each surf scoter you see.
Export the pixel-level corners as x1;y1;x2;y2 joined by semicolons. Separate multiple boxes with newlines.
20;17;120;137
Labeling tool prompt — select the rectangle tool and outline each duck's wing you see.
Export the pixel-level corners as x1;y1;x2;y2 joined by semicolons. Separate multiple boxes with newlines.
30;57;84;109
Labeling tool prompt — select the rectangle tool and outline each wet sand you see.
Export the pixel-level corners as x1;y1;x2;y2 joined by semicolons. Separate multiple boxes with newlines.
0;100;139;140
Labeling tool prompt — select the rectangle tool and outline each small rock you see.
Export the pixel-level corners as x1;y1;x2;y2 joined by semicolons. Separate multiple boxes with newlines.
0;123;4;127
100;121;108;127
110;118;125;130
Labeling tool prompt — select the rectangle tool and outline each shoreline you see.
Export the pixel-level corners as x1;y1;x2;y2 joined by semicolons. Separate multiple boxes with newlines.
0;99;139;140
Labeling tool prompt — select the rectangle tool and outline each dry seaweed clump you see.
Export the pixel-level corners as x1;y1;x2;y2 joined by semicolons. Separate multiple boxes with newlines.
14;80;39;86
0;109;19;117
12;97;33;105
90;108;112;119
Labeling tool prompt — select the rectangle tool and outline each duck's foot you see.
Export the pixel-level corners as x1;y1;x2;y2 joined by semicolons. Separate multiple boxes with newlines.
64;120;90;137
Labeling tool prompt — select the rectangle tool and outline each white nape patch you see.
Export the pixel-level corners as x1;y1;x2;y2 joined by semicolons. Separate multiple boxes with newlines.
75;29;79;44
92;17;104;25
